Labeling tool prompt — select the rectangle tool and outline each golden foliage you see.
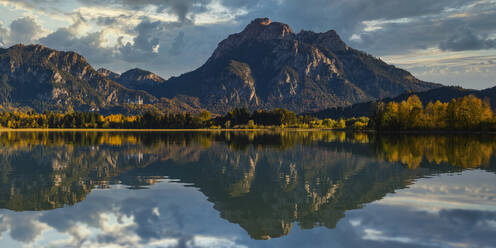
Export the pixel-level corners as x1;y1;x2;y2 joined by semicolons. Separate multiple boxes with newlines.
371;95;496;130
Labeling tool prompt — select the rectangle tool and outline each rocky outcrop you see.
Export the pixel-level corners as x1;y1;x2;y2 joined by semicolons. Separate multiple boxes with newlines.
209;18;295;61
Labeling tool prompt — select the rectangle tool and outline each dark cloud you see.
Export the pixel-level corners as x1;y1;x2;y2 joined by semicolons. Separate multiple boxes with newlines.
338;204;496;248
78;0;211;23
130;19;167;52
341;6;496;54
9;17;40;44
4;0;60;3
95;16;124;26
7;215;46;243
215;0;496;55
1;0;61;7
10;0;496;55
169;31;184;56
117;18;166;62
112;17;239;75
38;28;114;64
440;28;496;51
219;0;474;32
0;16;42;46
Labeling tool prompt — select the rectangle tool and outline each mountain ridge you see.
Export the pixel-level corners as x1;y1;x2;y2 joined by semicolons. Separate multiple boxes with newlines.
0;18;448;114
0;44;199;114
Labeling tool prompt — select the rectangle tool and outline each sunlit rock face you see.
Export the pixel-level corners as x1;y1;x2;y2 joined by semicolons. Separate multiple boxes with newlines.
157;18;440;113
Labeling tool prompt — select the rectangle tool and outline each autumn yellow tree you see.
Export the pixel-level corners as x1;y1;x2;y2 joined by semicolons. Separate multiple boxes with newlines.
370;94;496;131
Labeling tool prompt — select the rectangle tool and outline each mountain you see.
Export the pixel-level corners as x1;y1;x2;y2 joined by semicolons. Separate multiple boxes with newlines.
308;85;496;119
0;44;159;112
155;18;440;113
0;18;444;114
98;68;166;92
0;45;199;113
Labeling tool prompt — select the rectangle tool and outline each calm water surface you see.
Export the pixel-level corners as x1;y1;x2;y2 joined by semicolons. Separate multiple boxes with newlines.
0;131;495;248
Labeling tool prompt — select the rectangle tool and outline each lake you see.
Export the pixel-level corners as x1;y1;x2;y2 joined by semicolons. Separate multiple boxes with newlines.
0;131;494;248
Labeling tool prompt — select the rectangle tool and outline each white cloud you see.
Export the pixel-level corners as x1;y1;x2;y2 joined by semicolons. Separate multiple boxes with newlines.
382;48;496;88
363;228;413;243
349;34;361;42
362;18;413;32
193;0;248;25
186;235;247;248
376;170;496;213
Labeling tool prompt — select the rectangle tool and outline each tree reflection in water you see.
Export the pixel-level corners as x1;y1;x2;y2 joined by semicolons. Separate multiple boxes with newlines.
0;131;494;241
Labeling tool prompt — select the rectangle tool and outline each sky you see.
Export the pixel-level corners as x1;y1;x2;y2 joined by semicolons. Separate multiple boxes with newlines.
0;0;495;89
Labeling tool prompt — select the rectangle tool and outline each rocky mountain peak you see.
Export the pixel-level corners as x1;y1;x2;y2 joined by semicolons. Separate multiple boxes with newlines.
250;17;272;26
110;68;165;91
241;17;294;40
210;17;295;60
10;44;45;50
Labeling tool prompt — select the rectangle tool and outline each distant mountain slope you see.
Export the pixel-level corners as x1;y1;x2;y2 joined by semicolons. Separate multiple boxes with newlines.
308;86;491;119
98;68;166;92
0;45;201;113
96;68;120;81
156;18;440;113
0;44;159;112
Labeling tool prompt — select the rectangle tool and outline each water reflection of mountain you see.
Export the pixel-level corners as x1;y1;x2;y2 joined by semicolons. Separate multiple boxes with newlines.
0;131;495;239
0;132;210;210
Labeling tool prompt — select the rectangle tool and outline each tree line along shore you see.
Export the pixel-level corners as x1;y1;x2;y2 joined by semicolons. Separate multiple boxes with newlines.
0;94;493;131
0;107;368;130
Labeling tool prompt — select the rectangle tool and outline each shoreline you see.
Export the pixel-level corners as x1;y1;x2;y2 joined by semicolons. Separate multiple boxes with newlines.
0;128;349;132
0;128;494;135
